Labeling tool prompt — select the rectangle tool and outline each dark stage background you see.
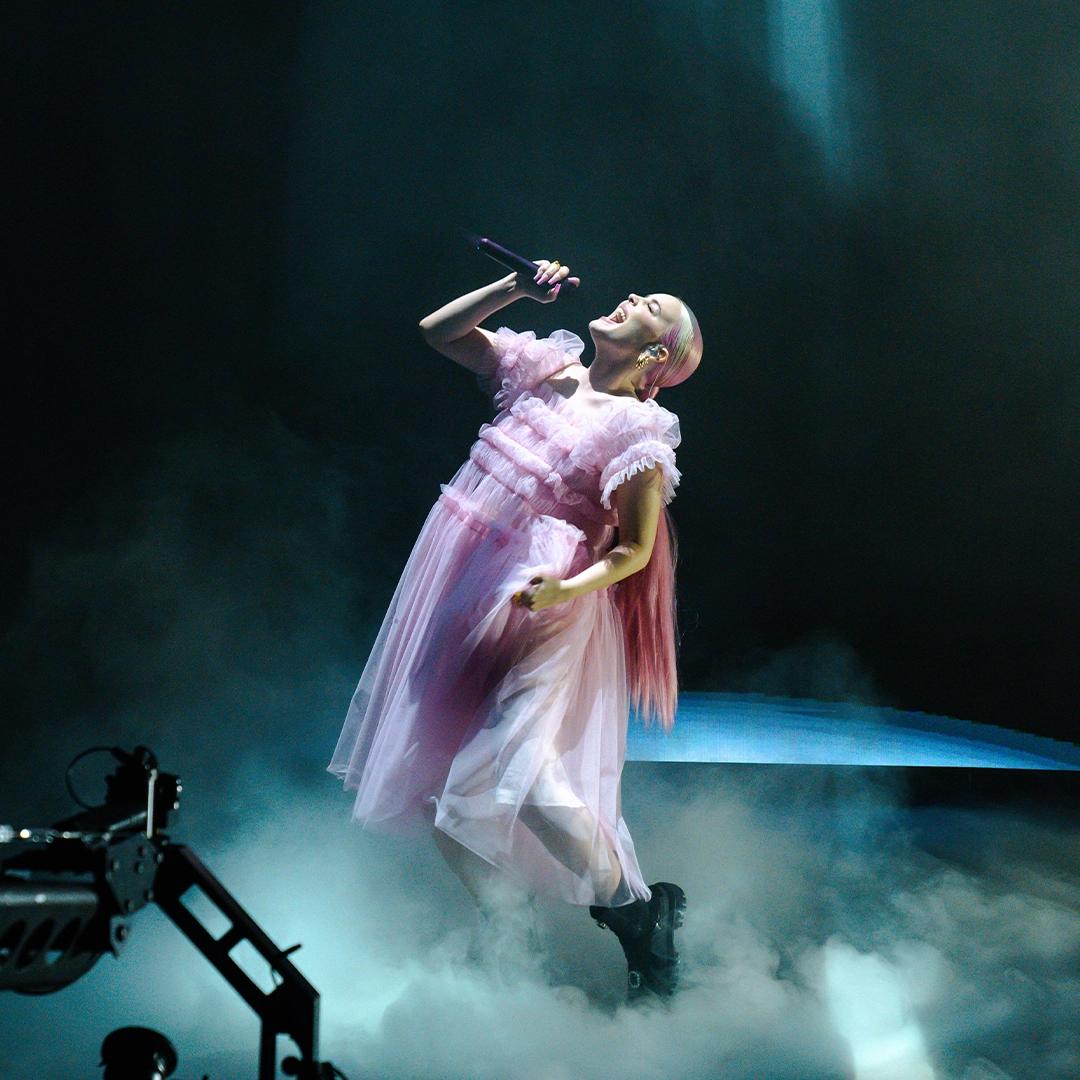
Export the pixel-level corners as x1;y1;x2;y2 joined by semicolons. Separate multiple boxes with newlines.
5;3;1076;766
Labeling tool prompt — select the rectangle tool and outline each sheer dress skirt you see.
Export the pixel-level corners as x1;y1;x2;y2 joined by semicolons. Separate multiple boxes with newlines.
327;484;651;908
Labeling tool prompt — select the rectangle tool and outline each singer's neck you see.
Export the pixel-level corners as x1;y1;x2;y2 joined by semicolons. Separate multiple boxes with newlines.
585;356;640;399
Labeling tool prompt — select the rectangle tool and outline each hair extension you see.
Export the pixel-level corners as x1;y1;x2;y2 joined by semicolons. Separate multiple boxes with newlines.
613;505;680;731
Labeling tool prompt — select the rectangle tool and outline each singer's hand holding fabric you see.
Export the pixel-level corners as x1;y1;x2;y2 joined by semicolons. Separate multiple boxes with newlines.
519;258;581;303
511;574;570;613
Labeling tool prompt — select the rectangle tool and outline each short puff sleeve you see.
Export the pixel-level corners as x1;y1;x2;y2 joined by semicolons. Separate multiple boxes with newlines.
478;327;585;411
599;402;683;510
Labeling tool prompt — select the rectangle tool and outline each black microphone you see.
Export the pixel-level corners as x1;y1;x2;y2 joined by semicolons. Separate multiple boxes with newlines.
462;231;579;291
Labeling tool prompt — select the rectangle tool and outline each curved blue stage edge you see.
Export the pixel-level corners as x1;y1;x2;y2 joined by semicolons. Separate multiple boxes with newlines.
627;692;1080;770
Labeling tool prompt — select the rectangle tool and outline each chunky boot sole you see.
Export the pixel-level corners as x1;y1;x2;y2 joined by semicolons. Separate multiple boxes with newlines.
590;882;686;1002
641;882;686;998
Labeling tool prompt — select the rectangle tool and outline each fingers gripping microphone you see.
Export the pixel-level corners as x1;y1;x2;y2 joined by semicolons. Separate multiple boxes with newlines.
461;231;580;292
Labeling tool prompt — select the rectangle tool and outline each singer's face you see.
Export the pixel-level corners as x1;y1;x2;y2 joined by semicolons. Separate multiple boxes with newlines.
589;292;680;348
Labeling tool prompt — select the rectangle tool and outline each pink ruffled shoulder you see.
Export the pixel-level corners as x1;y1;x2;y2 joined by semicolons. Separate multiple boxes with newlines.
479;327;585;411
596;399;682;510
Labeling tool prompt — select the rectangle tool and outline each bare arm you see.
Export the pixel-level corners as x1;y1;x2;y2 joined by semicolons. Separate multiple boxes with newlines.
515;468;663;610
513;466;664;612
418;260;579;375
561;465;664;599
418;272;520;375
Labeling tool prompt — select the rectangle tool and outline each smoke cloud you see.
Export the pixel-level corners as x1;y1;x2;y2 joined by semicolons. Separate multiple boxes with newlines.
2;410;1078;1080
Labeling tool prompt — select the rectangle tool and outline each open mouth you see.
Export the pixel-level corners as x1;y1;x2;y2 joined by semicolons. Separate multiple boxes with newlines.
600;306;628;324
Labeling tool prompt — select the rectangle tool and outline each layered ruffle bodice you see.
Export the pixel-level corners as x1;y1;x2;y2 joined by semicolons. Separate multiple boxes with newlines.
443;327;682;551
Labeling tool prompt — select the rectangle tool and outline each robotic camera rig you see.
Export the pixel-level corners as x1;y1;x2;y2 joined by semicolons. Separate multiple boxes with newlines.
0;744;347;1079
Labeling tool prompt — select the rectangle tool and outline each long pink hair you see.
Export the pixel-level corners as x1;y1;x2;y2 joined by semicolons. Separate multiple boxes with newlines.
613;299;703;733
613;506;681;732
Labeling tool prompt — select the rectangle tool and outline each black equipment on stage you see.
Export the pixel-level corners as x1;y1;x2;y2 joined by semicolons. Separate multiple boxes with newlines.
0;745;347;1079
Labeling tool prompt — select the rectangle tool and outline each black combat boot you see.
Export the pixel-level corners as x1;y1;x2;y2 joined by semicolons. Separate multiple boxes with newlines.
589;881;686;1001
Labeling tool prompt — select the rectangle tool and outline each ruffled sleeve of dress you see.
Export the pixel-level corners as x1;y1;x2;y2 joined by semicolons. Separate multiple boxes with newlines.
478;327;586;411
598;400;683;510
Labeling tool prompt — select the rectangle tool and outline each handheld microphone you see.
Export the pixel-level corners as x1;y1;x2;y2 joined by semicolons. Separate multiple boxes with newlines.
462;231;580;291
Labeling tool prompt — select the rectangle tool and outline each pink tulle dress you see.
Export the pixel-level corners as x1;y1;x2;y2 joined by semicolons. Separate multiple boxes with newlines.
328;327;681;907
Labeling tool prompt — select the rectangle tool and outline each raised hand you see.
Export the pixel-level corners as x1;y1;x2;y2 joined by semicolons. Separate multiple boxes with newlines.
516;258;581;304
